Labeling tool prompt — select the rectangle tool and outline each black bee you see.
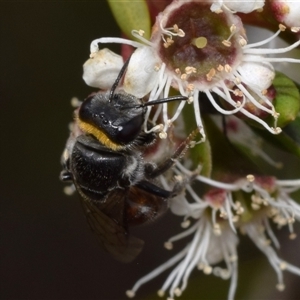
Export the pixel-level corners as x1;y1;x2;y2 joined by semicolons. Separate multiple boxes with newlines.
60;57;197;262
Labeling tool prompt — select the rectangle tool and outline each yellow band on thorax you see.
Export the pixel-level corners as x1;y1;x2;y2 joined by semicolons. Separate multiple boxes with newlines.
77;118;124;151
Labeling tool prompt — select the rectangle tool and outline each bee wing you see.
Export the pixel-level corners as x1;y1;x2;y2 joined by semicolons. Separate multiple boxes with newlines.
80;195;144;263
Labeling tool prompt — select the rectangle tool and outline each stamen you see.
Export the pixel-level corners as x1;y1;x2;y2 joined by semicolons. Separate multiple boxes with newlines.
276;283;285;291
279;24;286;31
174;288;182;296
185;66;197;74
70;97;82;107
165;242;174;250
244;38;300;55
225;64;232;72
247;174;255;182
63;185;76;196
181;219;191;228
206;89;246;115
180;73;187;80
206;68;216;81
239;37;247;46
291;27;300;33
222;40;232;47
138;29;145;36
90;37;144;54
159;131;168;139
126;290;135;298
154;64;161;71
130;30;155;47
222;24;237;47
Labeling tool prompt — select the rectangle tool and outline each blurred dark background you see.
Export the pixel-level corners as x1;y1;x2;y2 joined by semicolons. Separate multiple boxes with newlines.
1;2;300;300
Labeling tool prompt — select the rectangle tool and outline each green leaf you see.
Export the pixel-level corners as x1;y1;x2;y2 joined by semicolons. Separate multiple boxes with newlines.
189;138;212;178
203;116;263;178
180;100;212;178
107;0;151;39
283;113;300;144
252;126;300;160
268;72;300;128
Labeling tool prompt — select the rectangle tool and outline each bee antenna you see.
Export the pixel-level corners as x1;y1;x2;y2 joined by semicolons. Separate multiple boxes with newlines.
132;95;188;108
109;55;132;102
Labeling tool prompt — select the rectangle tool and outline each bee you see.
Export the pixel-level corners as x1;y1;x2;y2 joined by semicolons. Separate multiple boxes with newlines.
60;57;197;262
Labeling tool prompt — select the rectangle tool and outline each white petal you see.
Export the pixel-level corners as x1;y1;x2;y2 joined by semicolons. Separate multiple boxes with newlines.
210;0;223;13
271;0;300;27
238;56;275;90
170;195;190;216
282;2;300;28
123;46;159;98
225;0;265;13
82;48;123;89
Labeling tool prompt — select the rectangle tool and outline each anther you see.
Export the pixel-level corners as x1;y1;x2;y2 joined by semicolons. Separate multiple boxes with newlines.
138;29;145;36
181;219;191;228
154;64;161;71
239;37;247;46
185;66;197;74
180;73;187;80
159;131;168;139
222;40;232;47
230;24;237;33
280;261;287;270
247;174;255;182
279;24;286;31
224;64;232;73
173;24;179;32
152;124;164;133
273;127;282;134
187;96;194;104
174;288;182;297
291;27;300;33
233;89;243;97
206;68;216;81
276;283;285;291
89;52;97;58
186;83;195;92
177;29;185;37
164;241;173;250
126;290;135;298
217;64;224;72
203;265;213;274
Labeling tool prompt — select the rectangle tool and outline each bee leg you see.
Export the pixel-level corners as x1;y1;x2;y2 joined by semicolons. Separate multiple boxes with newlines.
135;180;172;198
60;170;73;182
145;128;199;179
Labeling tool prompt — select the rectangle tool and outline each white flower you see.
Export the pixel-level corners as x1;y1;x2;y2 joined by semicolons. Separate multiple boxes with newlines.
126;163;300;300
86;0;300;139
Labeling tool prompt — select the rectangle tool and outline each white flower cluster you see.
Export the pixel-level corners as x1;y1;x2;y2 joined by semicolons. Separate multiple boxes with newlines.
126;166;300;300
81;0;300;299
